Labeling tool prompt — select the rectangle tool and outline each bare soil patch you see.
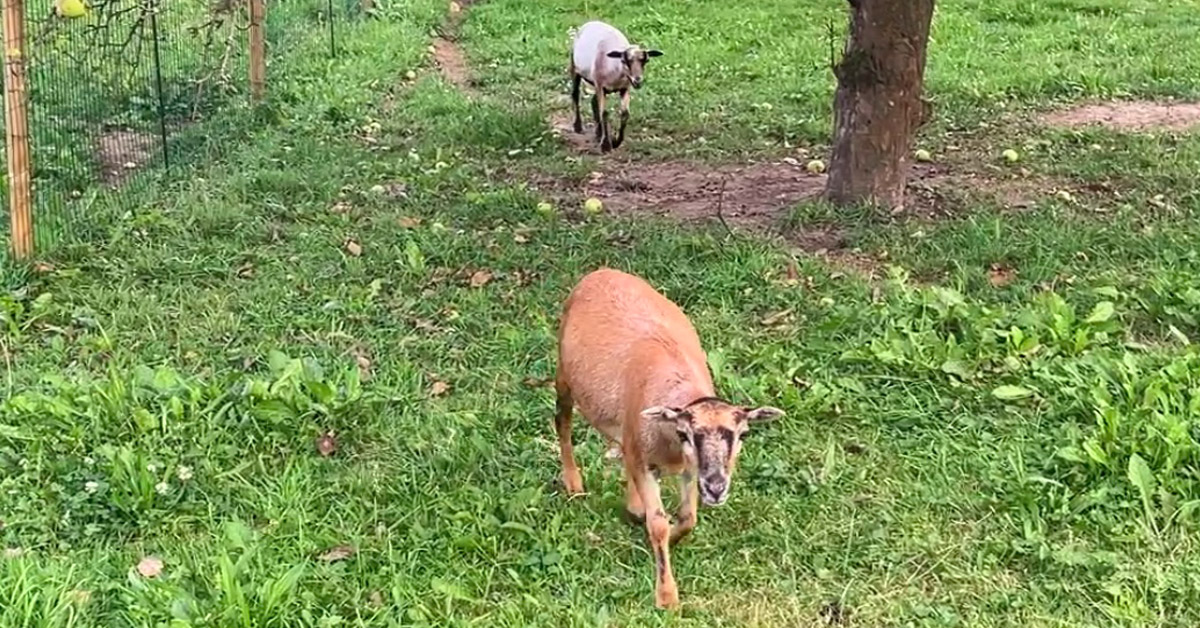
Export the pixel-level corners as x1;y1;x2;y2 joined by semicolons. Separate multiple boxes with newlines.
524;156;1089;279
586;159;824;231
95;130;158;187
1042;100;1200;132
432;37;473;92
581;159;886;275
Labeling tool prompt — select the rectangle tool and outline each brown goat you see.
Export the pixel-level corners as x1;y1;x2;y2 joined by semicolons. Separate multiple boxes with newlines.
553;268;784;609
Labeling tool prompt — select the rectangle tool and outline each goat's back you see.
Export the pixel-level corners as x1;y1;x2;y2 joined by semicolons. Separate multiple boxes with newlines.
557;268;709;437
571;21;629;83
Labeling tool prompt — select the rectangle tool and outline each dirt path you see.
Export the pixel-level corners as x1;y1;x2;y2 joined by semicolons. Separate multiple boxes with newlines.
431;0;479;94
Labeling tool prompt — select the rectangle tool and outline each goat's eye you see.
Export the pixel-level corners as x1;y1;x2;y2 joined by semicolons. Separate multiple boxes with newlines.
676;431;691;444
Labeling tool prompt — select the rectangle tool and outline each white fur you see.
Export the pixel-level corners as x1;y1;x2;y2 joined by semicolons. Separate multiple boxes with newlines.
572;21;632;90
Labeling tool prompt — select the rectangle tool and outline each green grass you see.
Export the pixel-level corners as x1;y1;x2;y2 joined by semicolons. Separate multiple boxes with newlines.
4;0;1200;625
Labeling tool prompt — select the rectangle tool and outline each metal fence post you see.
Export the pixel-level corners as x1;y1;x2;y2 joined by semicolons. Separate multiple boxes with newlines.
149;0;170;170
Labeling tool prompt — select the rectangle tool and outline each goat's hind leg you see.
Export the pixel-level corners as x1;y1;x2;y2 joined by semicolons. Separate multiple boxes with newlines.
571;73;584;134
554;377;584;495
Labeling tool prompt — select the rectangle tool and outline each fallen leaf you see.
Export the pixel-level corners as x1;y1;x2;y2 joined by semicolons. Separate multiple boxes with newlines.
513;233;528;244
236;262;255;279
992;385;1034;401
345;240;363;257
136;556;164;578
331;201;352;214
448;1;461;13
522;376;552;388
469;270;492;288
760;309;793;327
33;262;55;273
67;589;92;605
354;352;372;381
413;319;439;334
368;590;385;608
316;545;355;563
383;182;408;199
987;264;1016;288
2;547;24;559
315;432;338;457
430;380;451;397
785;258;800;282
397;216;422;228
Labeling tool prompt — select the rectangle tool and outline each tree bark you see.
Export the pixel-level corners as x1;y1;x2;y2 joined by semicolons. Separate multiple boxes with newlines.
825;0;935;210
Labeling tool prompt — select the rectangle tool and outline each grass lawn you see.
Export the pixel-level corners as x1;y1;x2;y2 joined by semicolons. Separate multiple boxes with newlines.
4;0;1200;625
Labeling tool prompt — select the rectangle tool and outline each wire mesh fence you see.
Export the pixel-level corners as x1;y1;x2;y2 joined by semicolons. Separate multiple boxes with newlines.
2;0;358;268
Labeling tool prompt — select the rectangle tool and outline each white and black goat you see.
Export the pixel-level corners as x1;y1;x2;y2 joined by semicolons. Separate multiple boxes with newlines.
569;21;662;152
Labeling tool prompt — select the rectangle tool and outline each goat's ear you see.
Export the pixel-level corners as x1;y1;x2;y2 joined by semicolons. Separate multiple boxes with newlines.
641;406;686;423
744;406;785;423
606;50;624;59
645;49;663;58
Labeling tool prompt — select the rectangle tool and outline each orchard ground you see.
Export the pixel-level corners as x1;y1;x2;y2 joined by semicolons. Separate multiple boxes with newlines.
4;0;1200;626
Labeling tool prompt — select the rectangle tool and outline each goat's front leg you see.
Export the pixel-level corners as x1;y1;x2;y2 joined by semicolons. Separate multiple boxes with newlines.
596;91;614;152
626;460;679;609
571;74;584;134
591;92;604;142
624;476;646;525
611;88;631;150
670;469;698;546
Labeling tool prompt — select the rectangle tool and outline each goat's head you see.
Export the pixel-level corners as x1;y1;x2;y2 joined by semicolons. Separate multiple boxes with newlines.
605;46;662;89
642;399;783;506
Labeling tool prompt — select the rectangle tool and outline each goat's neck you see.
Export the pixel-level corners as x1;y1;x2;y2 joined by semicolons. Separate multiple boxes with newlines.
658;379;715;411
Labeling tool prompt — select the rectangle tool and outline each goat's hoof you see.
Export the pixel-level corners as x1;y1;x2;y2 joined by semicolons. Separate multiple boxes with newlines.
622;509;646;526
655;588;680;610
562;469;584;495
572;121;584;133
669;526;693;546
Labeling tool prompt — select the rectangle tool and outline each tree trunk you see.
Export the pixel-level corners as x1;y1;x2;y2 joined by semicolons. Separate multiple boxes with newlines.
825;0;935;210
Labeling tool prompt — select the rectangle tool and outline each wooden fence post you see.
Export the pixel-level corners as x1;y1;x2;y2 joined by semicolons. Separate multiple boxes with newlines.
3;0;33;260
248;0;265;102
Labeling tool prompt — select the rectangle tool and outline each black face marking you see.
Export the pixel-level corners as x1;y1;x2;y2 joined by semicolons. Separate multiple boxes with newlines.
718;427;735;449
677;430;690;444
693;432;705;457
